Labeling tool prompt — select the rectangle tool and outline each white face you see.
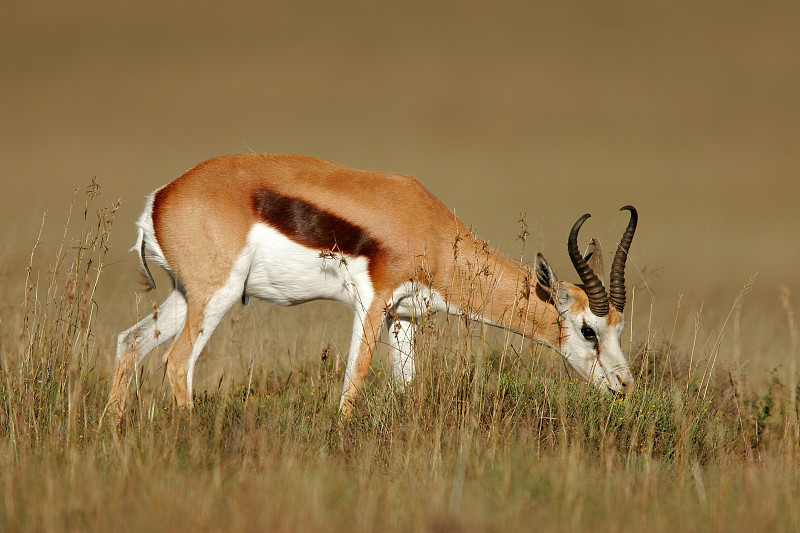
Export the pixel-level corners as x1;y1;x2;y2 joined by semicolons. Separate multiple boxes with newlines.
534;253;634;394
557;304;633;394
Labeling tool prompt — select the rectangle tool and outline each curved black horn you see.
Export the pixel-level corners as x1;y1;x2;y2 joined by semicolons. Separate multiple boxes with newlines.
609;206;638;313
567;213;609;317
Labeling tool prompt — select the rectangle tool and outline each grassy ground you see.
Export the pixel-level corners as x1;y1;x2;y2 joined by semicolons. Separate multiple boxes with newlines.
0;187;798;532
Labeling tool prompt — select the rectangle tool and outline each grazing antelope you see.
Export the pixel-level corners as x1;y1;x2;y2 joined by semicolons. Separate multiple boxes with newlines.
105;154;637;421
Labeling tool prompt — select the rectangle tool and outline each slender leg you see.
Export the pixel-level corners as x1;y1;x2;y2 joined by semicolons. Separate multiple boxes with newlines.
162;316;200;408
339;297;388;416
164;273;245;408
103;290;187;425
387;315;415;391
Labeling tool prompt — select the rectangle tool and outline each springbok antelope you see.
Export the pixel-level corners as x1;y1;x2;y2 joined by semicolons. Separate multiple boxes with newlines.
105;154;638;421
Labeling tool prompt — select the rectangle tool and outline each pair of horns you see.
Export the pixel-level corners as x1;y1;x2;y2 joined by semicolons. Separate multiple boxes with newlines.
567;206;638;317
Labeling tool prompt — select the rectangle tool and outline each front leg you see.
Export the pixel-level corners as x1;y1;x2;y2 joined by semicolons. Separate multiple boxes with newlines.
387;315;415;392
339;298;388;417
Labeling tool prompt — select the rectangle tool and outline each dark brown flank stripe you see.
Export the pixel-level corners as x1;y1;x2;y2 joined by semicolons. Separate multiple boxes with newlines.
251;187;382;259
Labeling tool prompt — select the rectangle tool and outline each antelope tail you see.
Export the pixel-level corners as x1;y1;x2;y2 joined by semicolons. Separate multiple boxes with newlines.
137;229;157;292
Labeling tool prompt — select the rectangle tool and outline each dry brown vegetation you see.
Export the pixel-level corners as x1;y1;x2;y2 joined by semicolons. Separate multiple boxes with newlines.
3;1;799;530
0;186;797;532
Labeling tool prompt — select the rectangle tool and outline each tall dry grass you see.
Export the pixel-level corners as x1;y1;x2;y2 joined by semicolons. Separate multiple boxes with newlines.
0;184;798;532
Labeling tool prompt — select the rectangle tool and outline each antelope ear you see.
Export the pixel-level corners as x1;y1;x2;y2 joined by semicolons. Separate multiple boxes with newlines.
584;238;604;279
534;252;569;309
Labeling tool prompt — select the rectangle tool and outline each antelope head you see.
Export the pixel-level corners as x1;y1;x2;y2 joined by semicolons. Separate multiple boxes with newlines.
534;206;638;393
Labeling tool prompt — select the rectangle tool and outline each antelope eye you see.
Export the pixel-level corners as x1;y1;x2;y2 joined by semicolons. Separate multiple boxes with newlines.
581;326;597;341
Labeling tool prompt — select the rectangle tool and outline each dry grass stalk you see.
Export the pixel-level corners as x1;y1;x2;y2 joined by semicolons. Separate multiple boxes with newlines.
0;185;798;531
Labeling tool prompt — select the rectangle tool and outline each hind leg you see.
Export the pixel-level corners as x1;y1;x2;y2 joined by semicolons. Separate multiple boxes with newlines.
104;290;187;424
163;272;245;408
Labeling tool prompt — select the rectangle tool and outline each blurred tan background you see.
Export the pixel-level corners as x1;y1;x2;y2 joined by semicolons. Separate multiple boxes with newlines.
2;1;799;364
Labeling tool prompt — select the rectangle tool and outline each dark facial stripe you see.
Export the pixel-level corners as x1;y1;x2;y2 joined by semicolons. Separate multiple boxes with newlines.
251;188;381;258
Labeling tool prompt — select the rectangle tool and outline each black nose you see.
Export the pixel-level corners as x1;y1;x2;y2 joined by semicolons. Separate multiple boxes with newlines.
614;372;634;395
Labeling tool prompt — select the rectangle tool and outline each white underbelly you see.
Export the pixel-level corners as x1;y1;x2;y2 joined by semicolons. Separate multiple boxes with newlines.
240;224;474;325
243;223;374;308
